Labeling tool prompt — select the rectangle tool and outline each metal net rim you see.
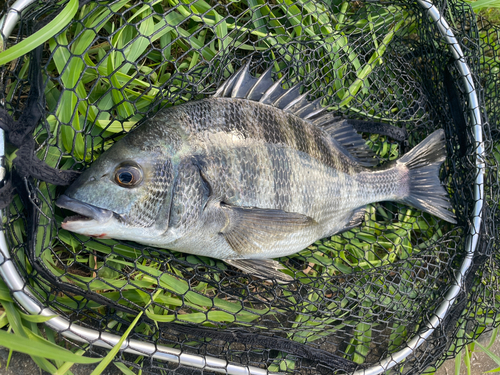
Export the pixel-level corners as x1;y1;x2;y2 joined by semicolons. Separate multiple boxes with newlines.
0;0;485;374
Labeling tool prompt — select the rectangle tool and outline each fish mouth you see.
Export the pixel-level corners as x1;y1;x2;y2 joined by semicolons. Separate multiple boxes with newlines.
56;195;114;224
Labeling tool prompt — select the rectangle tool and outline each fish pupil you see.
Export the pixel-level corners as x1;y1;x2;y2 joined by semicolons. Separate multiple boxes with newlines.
114;163;143;188
119;171;133;184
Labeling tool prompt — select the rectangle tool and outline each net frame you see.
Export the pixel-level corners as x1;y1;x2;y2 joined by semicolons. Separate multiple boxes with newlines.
0;0;485;374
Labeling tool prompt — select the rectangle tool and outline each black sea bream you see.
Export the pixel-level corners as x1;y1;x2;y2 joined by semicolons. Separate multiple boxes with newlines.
56;62;456;278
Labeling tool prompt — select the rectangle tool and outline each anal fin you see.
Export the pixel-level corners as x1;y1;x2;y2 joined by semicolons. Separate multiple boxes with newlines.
225;259;294;283
346;207;366;228
336;207;366;235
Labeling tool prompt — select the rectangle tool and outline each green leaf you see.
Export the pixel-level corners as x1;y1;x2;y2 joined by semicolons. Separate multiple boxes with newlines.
0;330;101;364
464;344;471;375
487;328;499;350
0;279;13;302
95;120;136;133
465;0;500;10
0;0;78;66
339;17;406;107
146;310;238;323
53;348;86;375
0;312;8;329
114;361;137;375
89;291;161;375
454;346;462;375
19;311;57;323
3;301;26;337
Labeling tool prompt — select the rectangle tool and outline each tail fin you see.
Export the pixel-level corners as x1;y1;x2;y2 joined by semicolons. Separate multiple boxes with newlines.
399;129;457;223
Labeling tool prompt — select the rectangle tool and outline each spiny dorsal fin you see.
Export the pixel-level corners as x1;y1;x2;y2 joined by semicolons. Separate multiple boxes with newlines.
246;66;273;100
213;61;254;98
273;84;303;109
282;91;309;111
259;76;287;104
292;97;325;119
213;61;327;119
231;60;258;99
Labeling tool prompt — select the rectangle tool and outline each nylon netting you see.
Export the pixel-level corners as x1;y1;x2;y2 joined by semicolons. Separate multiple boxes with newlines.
0;0;497;374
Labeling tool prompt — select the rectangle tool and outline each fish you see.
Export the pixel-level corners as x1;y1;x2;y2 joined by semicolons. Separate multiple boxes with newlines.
56;62;456;281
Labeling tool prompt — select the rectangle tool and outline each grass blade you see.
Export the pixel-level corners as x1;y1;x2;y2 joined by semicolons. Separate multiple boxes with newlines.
465;0;500;10
89;290;161;375
0;0;78;65
113;361;137;375
454;350;462;375
53;349;87;375
0;329;100;364
475;340;500;368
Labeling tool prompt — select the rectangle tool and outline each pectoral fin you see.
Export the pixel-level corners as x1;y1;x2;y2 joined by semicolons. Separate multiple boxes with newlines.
225;259;294;283
219;203;316;255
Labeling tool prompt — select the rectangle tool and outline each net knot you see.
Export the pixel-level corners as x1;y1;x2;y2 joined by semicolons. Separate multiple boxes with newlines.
0;46;80;209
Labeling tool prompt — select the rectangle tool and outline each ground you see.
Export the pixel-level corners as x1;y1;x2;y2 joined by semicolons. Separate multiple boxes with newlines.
0;332;499;375
435;330;500;375
0;348;121;375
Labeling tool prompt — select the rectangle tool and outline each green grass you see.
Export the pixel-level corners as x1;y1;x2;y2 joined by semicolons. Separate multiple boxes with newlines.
0;0;495;374
0;278;100;373
0;0;78;65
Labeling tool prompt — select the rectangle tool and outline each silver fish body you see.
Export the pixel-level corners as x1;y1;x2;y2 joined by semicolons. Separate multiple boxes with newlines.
57;64;456;275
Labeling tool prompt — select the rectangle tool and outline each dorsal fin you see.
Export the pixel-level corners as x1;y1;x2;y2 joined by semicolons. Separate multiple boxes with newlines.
314;115;379;167
292;97;326;119
274;84;303;109
283;92;309;111
213;61;256;98
213;62;377;166
231;61;258;98
246;67;273;100
213;62;326;118
259;76;287;104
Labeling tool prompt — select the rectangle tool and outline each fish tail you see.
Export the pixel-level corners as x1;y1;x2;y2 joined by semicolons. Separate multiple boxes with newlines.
398;129;457;223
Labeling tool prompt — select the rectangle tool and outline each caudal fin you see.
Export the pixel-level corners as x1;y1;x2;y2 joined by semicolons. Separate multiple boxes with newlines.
399;129;457;223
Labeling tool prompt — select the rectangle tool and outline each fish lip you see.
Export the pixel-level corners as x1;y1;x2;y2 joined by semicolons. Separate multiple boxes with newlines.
56;195;114;223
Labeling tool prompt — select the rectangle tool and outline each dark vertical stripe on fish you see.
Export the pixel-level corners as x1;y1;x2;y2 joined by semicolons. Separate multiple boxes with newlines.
292;114;326;170
268;144;292;210
261;104;291;146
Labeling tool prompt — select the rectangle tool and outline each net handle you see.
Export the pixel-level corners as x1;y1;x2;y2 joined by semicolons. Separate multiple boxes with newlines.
0;1;484;374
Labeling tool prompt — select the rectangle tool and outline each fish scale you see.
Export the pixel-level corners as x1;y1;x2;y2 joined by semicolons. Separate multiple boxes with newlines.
57;62;456;280
183;98;358;216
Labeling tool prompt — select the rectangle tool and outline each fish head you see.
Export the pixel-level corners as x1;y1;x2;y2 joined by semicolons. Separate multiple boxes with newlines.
56;136;175;240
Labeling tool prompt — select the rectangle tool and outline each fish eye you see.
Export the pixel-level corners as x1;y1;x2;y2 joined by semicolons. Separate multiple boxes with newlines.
114;163;143;188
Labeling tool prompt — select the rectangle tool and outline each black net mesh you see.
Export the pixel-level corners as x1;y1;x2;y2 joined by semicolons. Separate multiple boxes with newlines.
0;0;497;374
